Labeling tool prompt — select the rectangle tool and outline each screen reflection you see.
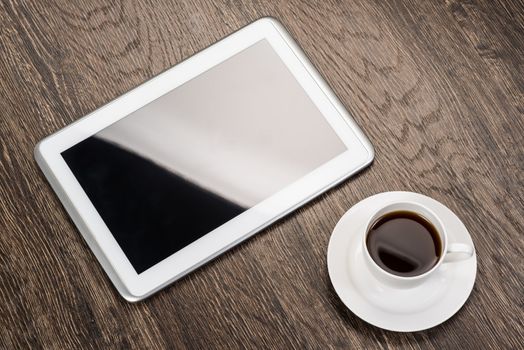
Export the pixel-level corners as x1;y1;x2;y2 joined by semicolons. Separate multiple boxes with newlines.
62;40;346;273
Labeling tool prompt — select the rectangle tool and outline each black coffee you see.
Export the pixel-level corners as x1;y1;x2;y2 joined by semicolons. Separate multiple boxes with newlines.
366;210;442;277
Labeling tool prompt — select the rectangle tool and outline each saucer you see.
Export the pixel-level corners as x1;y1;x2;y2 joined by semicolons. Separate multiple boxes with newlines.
327;191;476;332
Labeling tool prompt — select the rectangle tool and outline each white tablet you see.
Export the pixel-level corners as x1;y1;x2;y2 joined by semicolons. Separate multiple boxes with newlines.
35;18;373;301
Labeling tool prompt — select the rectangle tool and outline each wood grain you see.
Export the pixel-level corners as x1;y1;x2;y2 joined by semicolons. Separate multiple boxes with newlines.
1;0;523;348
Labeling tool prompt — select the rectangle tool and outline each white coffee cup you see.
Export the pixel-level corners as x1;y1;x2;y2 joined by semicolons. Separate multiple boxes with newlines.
362;201;474;288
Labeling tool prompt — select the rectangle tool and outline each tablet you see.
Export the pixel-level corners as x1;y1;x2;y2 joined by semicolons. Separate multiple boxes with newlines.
35;18;373;301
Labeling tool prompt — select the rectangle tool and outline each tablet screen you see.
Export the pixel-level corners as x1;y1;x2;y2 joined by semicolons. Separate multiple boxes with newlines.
62;39;347;274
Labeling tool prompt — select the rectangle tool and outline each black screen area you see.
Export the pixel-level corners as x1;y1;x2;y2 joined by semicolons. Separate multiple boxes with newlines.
62;137;245;273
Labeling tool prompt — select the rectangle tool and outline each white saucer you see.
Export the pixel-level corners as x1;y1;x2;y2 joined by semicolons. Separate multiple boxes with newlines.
327;191;476;332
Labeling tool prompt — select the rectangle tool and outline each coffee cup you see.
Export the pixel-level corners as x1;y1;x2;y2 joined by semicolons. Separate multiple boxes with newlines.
362;201;474;288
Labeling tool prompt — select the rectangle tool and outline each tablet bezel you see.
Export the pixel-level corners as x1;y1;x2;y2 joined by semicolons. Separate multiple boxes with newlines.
35;17;374;301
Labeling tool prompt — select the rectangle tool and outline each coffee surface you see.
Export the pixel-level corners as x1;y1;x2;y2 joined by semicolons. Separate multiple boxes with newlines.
366;210;441;277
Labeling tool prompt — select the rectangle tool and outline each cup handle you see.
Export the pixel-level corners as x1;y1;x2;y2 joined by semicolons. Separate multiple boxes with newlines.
443;243;474;263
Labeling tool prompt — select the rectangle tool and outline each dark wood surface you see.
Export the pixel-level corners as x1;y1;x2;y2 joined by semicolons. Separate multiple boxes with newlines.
1;0;523;348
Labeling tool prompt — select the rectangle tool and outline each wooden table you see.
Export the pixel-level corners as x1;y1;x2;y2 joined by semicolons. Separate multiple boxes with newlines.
1;0;523;348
